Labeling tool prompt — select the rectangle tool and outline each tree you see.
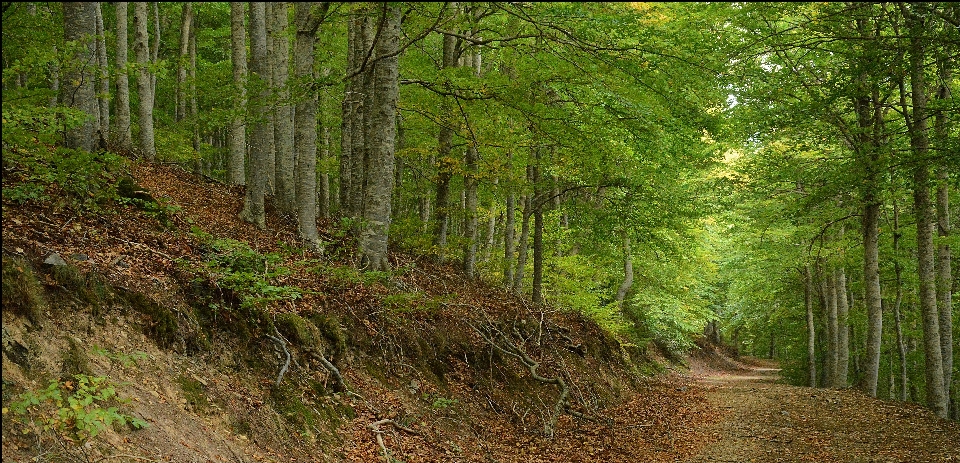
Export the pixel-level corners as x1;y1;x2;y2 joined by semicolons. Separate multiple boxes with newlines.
61;2;98;152
228;2;247;185
133;1;156;159
115;2;133;151
239;2;269;229
294;2;330;248
272;2;296;215
359;3;401;271
94;2;109;145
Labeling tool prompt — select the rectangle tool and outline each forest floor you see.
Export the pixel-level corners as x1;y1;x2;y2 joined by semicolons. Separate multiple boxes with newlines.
684;348;960;463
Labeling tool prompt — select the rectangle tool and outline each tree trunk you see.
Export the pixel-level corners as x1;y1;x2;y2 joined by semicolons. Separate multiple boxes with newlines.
294;2;327;249
825;267;839;388
934;50;954;418
177;3;193;122
836;267;850;387
433;8;459;249
239;2;269;229
62;2;98;152
228;2;247;185
904;7;947;418
319;123;331;219
189;12;199;158
272;2;295;215
616;233;633;310
133;2;156;159
514;193;531;294
339;14;356;216
115;2;133;151
349;13;374;219
359;4;400;271
94;2;109;146
463;142;479;277
893;201;908;402
503;177;516;288
805;265;817;388
150;2;159;97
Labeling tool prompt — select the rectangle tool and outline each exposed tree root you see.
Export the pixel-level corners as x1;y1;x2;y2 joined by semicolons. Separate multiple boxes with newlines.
470;319;603;437
367;418;421;461
265;326;292;386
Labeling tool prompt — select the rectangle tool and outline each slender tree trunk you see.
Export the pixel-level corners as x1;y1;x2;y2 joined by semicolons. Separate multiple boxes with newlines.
349;14;373;219
115;2;133;151
805;265;817;388
503;171;516;288
189;13;199;159
176;3;193;122
893;201;908;402
339;14;356;216
94;2;109;146
514;193;531;294
616;233;633;310
904;7;947;417
319;123;331;219
359;4;400;271
934;51;954;418
133;2;156;159
825;266;839;388
463;142;479;277
272;2;295;215
433;20;459;250
532;202;544;305
294;2;327;249
239;2;269;229
836;267;850;387
150;2;159;97
228;2;247;185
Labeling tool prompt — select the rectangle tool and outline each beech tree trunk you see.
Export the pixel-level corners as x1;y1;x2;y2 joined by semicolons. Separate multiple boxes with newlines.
805;265;817;388
359;4;400;271
133;2;156;159
176;3;193;122
349;13;374;219
94;2;109;145
825;267;839;388
503;168;516;288
228;2;247;185
934;52;954;418
239;2;269;229
514;192;531;294
294;2;328;249
62;2;98;152
836;267;850;387
115;2;133;151
892;201;908;402
272;2;295;215
463;142;479;277
904;7;947;418
433;12;459;249
616;234;633;310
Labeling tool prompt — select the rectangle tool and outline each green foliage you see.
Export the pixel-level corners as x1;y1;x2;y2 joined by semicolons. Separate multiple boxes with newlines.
201;238;301;309
7;374;148;444
91;346;149;371
2;105;127;211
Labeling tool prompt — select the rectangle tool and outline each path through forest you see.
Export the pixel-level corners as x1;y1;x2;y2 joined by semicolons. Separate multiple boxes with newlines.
683;355;960;463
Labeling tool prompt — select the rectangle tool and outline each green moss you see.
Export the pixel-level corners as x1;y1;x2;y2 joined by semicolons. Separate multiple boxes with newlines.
49;264;112;310
276;313;319;347
1;255;45;324
176;375;209;413
270;382;317;432
307;312;347;358
122;291;178;348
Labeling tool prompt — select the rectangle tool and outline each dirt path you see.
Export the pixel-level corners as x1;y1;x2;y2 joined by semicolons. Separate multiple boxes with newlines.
684;360;960;463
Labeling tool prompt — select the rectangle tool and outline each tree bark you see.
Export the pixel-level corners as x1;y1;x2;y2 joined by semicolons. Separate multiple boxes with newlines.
272;2;295;215
892;201;908;402
825;266;839;388
513;192;531;294
904;6;948;418
176;3;193;122
836;267;850;387
615;233;633;310
228;2;247;185
133;2;156;159
61;2;98;153
94;2;109;145
294;2;328;249
805;265;817;388
433;6;459;250
359;4;400;271
239;2;269;229
349;13;374;219
150;2;159;97
115;2;133;151
503;170;516;288
934;50;953;418
463;142;479;277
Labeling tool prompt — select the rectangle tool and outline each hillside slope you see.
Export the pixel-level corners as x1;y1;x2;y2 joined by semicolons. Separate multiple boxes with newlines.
2;161;717;462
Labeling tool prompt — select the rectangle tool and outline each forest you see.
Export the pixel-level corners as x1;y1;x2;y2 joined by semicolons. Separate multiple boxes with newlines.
1;2;958;462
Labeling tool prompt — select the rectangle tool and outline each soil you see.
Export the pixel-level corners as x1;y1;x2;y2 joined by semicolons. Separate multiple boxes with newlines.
685;354;960;463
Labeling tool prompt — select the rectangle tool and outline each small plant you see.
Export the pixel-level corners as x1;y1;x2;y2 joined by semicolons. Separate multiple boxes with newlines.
5;374;148;446
91;345;148;371
201;238;302;309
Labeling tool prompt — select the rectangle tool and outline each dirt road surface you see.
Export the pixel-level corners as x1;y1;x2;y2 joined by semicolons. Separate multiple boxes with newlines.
683;357;960;463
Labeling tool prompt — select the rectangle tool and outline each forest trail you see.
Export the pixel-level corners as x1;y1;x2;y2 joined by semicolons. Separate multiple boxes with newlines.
683;355;960;463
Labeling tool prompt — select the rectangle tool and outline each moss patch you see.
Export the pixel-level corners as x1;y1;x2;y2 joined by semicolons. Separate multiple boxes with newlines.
1;254;45;324
176;375;210;413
